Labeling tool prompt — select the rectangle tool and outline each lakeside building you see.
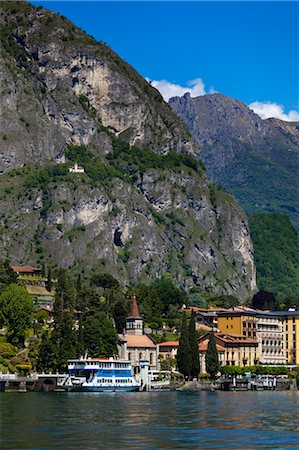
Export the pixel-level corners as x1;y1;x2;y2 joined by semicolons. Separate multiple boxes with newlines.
158;339;226;374
217;307;257;339
255;311;284;365
118;296;159;371
216;333;259;366
185;305;299;366
198;332;259;367
198;338;225;373
159;341;179;370
279;311;299;365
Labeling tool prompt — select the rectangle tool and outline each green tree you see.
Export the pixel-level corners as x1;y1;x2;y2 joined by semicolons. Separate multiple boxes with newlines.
51;313;77;371
82;311;118;357
54;269;76;318
188;311;200;379
91;272;119;290
151;275;187;315
0;260;17;292
113;300;128;333
205;331;219;380
0;284;33;345
211;295;239;309
46;266;52;292
49;270;78;371
177;312;191;378
249;214;299;301
76;273;82;292
187;291;208;309
252;290;278;311
37;332;57;372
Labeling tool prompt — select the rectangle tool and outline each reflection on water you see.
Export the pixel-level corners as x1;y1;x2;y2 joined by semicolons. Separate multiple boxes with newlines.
1;391;299;449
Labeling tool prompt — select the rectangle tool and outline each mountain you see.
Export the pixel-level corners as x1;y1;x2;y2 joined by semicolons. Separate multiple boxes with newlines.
169;93;299;229
0;1;256;301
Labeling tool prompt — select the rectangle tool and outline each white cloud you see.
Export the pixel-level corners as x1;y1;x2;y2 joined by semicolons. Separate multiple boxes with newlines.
146;77;212;102
249;101;299;122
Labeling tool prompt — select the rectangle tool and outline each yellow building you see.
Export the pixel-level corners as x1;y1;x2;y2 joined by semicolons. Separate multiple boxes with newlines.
212;333;259;367
281;311;299;365
217;307;257;339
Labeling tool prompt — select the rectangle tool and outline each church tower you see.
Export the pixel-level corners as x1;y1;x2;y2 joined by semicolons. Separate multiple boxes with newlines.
126;295;143;335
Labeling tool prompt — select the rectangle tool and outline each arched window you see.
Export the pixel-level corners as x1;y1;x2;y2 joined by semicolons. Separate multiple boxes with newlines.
128;352;131;360
150;353;153;364
139;352;143;361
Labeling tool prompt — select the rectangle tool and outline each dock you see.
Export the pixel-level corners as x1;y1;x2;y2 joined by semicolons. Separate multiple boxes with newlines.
0;373;67;392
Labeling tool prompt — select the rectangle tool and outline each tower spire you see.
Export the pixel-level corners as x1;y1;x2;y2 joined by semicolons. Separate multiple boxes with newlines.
129;295;141;318
126;295;143;335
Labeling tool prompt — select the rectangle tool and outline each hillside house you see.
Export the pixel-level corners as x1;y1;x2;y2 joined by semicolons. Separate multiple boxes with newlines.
68;163;84;173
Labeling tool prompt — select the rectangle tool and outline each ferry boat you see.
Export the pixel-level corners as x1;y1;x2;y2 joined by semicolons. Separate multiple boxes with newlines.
62;357;140;392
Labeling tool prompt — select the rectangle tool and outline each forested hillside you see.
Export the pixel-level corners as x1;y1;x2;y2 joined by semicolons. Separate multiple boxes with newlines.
249;214;299;303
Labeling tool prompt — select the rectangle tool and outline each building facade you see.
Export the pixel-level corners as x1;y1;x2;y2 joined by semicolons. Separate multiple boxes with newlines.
213;333;259;367
282;311;299;365
256;312;284;365
217;308;257;339
118;296;158;370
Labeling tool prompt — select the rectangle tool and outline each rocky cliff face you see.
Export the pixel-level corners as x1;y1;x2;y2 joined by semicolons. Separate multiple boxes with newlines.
0;2;256;301
169;93;299;229
0;2;193;174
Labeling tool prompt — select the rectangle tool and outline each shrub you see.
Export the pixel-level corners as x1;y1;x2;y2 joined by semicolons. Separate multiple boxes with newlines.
0;342;16;357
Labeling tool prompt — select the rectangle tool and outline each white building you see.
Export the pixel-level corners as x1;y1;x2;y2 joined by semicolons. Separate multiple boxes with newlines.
256;312;285;364
68;163;84;173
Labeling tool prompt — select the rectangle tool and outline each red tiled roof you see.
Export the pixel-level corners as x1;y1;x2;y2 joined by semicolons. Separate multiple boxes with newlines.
182;306;227;313
195;323;212;331
197;332;257;346
215;332;257;345
125;334;156;348
128;295;141;318
198;338;225;352
11;265;40;273
159;341;179;347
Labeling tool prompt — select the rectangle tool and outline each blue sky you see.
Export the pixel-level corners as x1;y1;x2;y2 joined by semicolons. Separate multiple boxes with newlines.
31;1;298;120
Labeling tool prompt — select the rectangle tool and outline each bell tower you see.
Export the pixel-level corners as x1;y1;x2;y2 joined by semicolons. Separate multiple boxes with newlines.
126;295;143;336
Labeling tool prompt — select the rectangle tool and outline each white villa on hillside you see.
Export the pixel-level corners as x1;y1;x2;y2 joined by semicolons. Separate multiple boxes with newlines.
68;163;84;173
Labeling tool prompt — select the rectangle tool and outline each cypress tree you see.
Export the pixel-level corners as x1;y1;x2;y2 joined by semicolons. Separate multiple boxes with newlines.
47;266;52;292
51;270;78;370
188;311;200;379
205;330;219;379
177;312;191;378
76;273;82;293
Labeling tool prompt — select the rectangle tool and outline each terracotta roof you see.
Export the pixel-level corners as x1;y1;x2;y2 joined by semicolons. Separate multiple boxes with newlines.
195;323;212;331
197;332;257;346
182;306;227;313
198;338;225;352
217;307;257;317
11;265;41;273
128;295;141;318
215;332;257;345
124;334;156;348
159;341;179;348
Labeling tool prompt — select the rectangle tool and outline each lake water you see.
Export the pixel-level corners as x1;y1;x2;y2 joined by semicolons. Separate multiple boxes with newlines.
1;391;299;449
